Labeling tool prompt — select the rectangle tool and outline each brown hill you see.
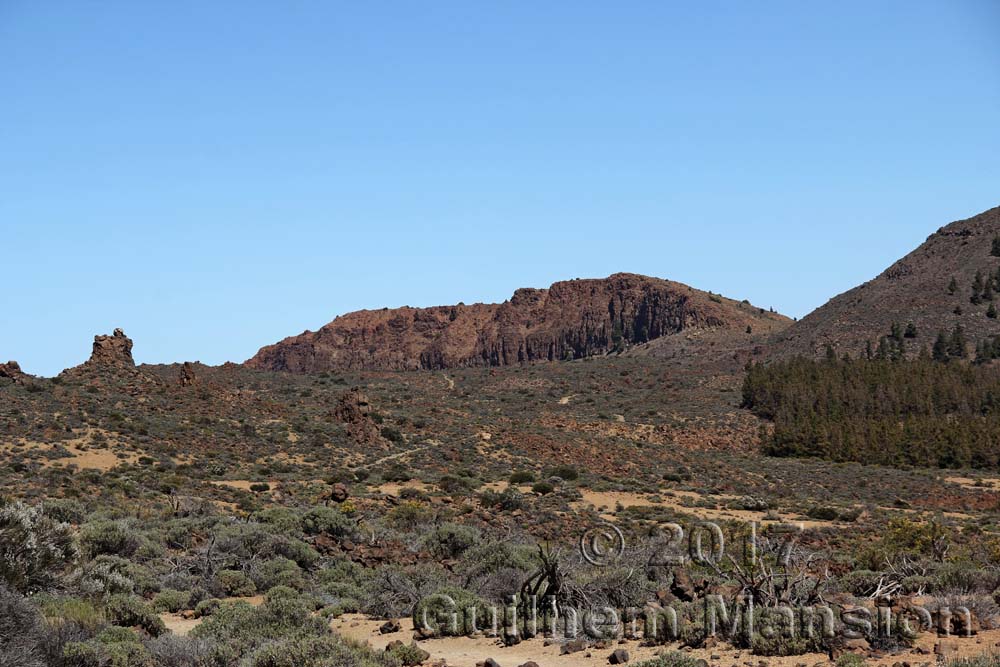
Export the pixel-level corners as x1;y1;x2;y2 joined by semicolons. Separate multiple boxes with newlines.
246;273;791;372
772;205;1000;359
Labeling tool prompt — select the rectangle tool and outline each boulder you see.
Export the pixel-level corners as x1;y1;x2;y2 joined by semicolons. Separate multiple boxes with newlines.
329;482;350;503
561;638;589;655
609;648;630;664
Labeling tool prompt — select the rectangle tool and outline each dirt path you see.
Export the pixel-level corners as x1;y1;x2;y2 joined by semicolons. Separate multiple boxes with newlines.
354;444;431;471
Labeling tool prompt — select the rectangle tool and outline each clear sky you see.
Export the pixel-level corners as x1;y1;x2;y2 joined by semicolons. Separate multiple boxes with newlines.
2;2;999;376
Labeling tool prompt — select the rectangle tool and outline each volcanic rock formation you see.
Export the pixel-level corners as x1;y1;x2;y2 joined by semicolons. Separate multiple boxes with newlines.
247;273;789;372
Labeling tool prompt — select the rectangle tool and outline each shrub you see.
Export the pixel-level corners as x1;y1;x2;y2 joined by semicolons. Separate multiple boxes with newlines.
388;501;433;529
194;596;332;659
835;654;866;667
104;594;167;637
437;475;475;495
42;498;87;524
79;520;140;559
385;642;429;666
152;589;192;613
72;555;150;597
37;595;106;632
421;523;480;560
194;598;221;618
544;465;578;481
479;487;526;511
363;564;448;619
248;635;393;667
0;586;46;667
216;570;257;597
837;570;882;597
0;501;76;593
252;558;304;592
750;631;825;656
948;654;1000;667
144;635;216;667
804;505;839;521
250;483;271;493
302;506;354;539
257;508;303;533
508;471;535;484
633;651;706;667
531;481;555;495
380;426;404;443
62;627;155;667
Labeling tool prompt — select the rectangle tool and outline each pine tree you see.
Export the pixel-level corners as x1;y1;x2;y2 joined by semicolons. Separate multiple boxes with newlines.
904;322;918;338
972;272;985;305
876;336;891;360
992;236;1000;257
986;282;995;302
892;337;906;362
948;277;959;295
949;324;967;359
989;303;998;319
865;340;874;361
933;331;950;362
890;321;903;342
825;344;837;362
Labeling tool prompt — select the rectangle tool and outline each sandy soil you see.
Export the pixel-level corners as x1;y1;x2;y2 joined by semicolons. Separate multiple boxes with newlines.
572;489;835;529
332;613;1000;667
377;480;434;496
1;430;139;471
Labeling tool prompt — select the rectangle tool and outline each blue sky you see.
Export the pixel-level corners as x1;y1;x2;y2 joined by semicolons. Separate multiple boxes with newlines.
2;2;999;376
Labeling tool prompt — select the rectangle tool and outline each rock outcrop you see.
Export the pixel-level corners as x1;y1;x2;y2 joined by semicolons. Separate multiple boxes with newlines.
333;388;383;446
179;361;197;387
246;273;790;372
0;361;27;383
88;328;135;368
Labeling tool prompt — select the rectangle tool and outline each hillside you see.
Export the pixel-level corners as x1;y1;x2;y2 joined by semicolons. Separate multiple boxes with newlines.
246;273;791;372
772;205;1000;358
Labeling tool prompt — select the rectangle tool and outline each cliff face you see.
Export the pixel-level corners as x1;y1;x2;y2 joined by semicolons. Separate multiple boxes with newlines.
246;273;791;372
771;205;1000;359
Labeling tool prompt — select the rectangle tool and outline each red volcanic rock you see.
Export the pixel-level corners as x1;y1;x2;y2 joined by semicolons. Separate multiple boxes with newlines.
179;361;197;386
333;388;383;446
0;361;26;382
247;273;787;372
88;328;135;368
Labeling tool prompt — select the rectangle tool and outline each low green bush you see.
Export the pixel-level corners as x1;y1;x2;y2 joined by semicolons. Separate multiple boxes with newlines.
216;569;256;597
104;594;166;637
152;588;191;613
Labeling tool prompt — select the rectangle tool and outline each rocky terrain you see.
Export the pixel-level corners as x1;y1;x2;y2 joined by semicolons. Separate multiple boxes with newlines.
246;273;790;372
771;206;1000;359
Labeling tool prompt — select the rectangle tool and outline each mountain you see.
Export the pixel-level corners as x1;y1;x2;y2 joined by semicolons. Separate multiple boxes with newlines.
246;273;791;372
771;205;1000;358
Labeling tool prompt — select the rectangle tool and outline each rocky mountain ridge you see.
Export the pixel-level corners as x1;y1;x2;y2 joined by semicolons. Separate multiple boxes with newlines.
771;205;1000;359
245;273;791;373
